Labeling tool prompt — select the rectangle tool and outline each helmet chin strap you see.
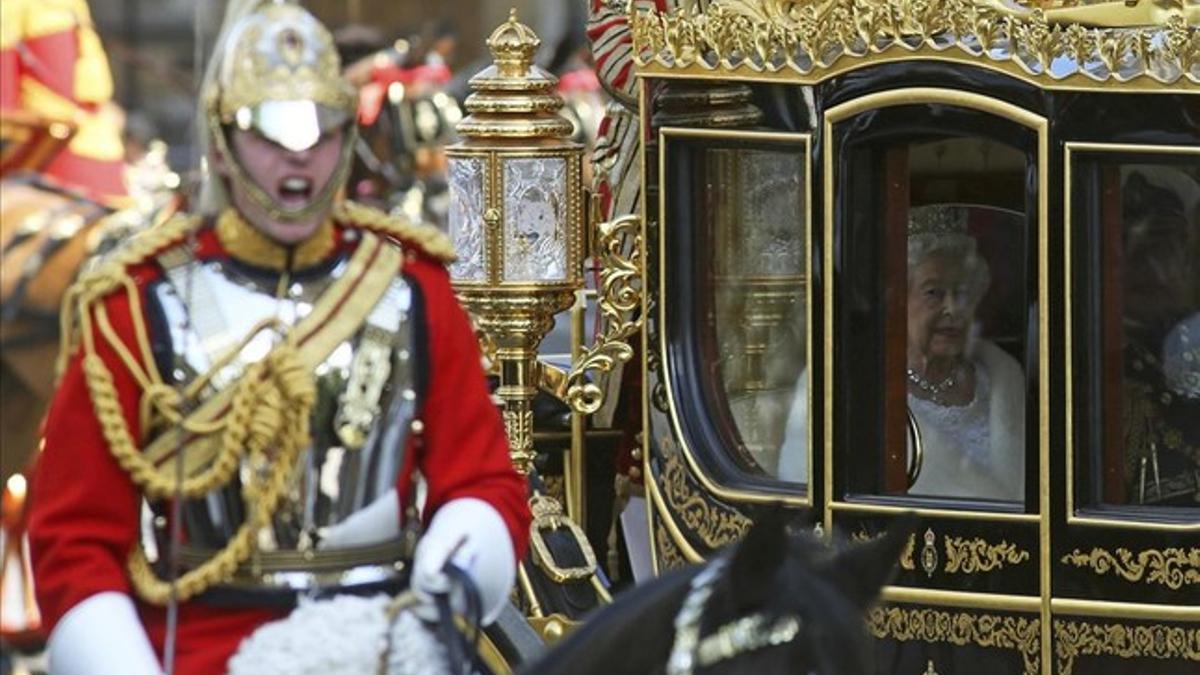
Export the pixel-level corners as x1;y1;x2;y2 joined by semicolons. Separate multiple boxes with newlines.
208;115;359;224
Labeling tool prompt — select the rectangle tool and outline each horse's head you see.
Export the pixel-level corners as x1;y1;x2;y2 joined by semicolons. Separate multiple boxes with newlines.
521;512;911;675
670;511;914;675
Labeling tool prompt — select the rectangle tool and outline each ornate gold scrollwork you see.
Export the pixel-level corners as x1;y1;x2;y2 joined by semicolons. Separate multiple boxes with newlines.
659;436;752;550
943;536;1032;574
655;519;689;571
867;606;1041;674
565;215;644;414
1053;619;1200;675
1061;546;1200;590
630;0;1200;87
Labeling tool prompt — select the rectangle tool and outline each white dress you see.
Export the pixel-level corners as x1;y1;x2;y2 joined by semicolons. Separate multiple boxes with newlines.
776;340;1024;501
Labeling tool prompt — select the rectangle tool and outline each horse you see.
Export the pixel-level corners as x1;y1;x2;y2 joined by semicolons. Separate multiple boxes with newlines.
0;175;118;481
522;512;913;675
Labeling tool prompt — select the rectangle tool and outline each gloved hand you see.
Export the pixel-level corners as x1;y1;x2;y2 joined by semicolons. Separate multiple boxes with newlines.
47;591;165;675
410;497;516;626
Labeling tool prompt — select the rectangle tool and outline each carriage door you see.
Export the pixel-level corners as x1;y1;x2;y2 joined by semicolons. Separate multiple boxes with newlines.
824;89;1048;674
1058;139;1200;674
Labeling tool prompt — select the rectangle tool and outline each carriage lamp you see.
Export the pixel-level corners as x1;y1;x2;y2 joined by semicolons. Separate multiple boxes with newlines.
447;10;584;475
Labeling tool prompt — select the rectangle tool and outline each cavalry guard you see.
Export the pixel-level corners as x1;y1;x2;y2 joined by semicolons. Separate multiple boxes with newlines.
28;2;530;673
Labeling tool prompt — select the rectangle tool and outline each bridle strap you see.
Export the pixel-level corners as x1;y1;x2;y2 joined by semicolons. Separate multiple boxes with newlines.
666;557;803;675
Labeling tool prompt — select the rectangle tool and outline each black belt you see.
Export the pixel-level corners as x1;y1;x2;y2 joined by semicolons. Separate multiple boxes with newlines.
195;572;410;610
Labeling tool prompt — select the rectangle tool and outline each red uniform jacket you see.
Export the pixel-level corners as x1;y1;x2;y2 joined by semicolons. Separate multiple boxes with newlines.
29;216;530;673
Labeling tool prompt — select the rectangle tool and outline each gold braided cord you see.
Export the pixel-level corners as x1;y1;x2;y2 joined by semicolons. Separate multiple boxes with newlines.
82;334;314;502
63;207;403;604
333;200;457;263
127;346;315;605
55;208;321;604
56;212;203;377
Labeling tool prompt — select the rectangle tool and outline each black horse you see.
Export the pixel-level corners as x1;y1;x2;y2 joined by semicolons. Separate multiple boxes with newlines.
521;512;912;675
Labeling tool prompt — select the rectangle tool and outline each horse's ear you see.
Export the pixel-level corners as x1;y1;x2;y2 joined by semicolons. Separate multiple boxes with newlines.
726;507;790;609
819;514;917;611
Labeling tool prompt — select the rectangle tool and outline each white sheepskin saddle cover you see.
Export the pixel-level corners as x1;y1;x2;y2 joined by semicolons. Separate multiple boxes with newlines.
228;594;453;675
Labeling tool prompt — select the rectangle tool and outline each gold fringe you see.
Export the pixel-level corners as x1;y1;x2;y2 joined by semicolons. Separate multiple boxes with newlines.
333;200;457;263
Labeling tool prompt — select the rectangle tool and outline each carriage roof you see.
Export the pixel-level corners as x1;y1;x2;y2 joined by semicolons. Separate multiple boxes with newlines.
631;0;1200;92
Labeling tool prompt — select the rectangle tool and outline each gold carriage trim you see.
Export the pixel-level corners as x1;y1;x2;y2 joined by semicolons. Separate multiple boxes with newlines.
867;606;1041;674
943;535;1031;574
630;0;1200;89
1053;619;1200;675
659;435;752;551
1061;546;1200;590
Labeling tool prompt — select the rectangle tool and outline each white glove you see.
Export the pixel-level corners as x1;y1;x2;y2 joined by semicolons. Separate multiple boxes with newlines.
410;498;516;626
317;488;401;550
47;591;164;675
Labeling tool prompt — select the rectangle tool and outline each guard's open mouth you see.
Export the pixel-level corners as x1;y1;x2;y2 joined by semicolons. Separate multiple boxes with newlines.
278;176;313;206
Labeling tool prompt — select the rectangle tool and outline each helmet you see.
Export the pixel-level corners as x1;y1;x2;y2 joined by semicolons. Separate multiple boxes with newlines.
203;0;358;221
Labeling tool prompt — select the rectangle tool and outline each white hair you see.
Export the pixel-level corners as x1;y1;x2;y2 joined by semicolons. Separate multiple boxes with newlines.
907;232;991;308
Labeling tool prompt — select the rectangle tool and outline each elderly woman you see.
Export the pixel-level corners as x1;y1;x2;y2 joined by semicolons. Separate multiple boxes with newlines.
777;205;1024;501
904;205;1024;501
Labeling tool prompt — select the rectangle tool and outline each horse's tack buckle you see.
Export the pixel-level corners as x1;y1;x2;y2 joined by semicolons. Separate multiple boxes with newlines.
528;493;597;583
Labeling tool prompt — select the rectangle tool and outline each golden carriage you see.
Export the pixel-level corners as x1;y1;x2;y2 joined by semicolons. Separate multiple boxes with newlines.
567;1;1200;673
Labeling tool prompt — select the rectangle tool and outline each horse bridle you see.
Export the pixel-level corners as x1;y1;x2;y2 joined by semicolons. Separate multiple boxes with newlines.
665;558;803;675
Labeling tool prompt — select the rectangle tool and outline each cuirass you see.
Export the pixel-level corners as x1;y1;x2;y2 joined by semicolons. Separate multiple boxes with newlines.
142;250;418;593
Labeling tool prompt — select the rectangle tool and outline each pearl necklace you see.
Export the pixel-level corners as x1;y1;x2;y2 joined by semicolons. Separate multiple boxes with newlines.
906;365;960;403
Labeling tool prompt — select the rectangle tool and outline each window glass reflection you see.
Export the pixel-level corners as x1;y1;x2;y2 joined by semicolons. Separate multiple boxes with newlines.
1090;161;1200;507
706;146;808;483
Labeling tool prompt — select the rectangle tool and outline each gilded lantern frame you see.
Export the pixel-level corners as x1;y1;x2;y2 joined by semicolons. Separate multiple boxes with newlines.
444;146;585;291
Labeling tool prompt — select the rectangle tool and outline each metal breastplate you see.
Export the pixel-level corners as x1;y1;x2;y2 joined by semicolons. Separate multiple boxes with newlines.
142;252;418;594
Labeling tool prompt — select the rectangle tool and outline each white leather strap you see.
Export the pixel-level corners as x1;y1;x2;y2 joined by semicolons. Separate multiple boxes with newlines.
317;488;401;550
48;591;163;675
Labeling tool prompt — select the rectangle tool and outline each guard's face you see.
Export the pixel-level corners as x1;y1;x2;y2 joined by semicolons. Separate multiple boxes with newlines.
907;252;976;362
226;126;345;245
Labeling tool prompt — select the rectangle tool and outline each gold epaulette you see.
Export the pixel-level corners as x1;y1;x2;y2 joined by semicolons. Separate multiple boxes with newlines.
57;211;203;376
333;200;457;263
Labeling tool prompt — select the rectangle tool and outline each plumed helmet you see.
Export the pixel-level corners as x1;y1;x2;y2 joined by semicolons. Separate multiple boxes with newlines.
201;0;358;220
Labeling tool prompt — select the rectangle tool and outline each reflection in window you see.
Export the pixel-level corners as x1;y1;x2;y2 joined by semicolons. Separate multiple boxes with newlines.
1088;161;1200;507
905;205;1025;501
707;147;808;482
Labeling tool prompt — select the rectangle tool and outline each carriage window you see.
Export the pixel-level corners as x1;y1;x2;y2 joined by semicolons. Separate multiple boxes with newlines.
663;133;810;487
1074;154;1200;512
837;112;1033;506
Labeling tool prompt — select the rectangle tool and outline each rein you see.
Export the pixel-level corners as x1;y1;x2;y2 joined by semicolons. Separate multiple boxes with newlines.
666;558;803;675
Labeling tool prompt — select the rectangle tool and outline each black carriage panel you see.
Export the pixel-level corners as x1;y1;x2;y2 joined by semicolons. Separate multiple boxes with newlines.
820;62;1052;121
839;512;1039;598
870;606;1041;675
